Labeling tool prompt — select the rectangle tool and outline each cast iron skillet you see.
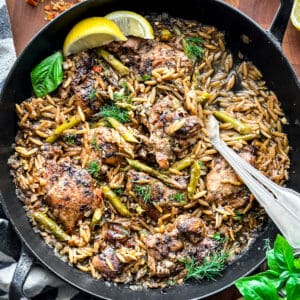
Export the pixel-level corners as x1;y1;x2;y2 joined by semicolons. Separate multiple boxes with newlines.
0;0;299;299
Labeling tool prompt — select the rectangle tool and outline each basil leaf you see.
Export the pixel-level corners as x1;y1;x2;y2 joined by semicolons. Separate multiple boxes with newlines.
31;51;63;97
267;248;282;273
259;270;282;290
274;234;294;272
294;257;300;271
286;275;300;300
235;275;279;300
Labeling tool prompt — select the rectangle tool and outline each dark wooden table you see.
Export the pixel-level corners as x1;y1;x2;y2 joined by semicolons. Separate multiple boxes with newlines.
5;0;300;299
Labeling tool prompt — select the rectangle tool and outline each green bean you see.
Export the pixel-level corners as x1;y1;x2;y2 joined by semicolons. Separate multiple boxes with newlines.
90;208;102;229
107;117;138;143
169;157;193;172
228;133;258;141
97;49;129;76
46;115;81;143
32;211;70;241
187;160;201;200
126;159;186;190
214;111;251;135
102;185;131;217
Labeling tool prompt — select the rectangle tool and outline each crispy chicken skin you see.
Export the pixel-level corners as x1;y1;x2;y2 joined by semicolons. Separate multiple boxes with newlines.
126;170;187;219
206;146;255;207
145;96;201;169
68;51;102;116
44;159;101;233
106;37;193;75
88;127;123;166
144;214;206;278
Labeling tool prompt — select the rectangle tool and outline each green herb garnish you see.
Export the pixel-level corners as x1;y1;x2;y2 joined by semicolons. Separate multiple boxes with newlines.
99;104;130;123
182;37;204;61
87;89;96;100
141;74;152;81
87;161;101;179
169;193;186;203
184;251;228;281
235;234;300;300
31;51;64;98
64;133;76;144
91;137;99;151
212;232;228;244
113;81;131;102
135;185;152;203
113;188;123;195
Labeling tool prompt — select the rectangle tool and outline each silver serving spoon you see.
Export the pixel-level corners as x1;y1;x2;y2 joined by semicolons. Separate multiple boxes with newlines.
206;114;300;249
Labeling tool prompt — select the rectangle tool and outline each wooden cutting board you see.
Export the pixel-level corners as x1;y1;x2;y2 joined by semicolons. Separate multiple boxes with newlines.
4;0;300;299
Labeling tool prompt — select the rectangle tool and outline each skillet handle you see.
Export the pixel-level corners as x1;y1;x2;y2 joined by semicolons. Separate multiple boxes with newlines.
9;243;35;300
269;0;293;45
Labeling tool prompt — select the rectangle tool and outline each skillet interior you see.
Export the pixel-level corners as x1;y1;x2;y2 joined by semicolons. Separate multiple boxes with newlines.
0;0;299;299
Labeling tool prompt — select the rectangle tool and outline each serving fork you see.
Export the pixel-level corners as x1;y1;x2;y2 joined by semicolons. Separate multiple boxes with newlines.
206;115;300;249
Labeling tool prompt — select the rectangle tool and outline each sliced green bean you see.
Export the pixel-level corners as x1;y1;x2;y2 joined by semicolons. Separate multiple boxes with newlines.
32;211;70;241
107;117;138;143
102;185;131;217
46;115;82;143
127;159;186;190
214;111;251;135
187;160;201;200
90;208;102;229
97;49;129;76
169;157;194;172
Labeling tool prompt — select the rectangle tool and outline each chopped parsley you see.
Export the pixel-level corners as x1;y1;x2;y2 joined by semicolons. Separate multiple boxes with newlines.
212;232;228;244
99;104;130;123
182;37;204;61
135;185;152;203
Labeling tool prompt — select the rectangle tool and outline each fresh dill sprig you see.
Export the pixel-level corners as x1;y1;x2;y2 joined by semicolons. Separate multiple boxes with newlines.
169;193;186;203
64;133;76;144
91;137;99;151
99;104;130;123
212;232;228;244
87;89;96;100
184;251;228;281
87;161;101;179
113;187;123;195
141;74;152;81
182;37;204;61
135;185;152;203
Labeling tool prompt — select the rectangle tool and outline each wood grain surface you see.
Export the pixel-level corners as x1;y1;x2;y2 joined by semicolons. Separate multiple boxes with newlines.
4;0;300;299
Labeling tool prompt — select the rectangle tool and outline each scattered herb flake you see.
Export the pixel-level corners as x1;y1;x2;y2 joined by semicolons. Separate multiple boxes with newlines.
87;89;96;100
64;133;76;144
182;37;204;61
91;137;99;151
99;104;130;123
87;161;101;179
113;188;123;195
141;74;152;81
135;185;152;203
170;193;186;203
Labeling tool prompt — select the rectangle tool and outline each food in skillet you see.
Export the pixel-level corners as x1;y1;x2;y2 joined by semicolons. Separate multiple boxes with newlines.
8;11;290;288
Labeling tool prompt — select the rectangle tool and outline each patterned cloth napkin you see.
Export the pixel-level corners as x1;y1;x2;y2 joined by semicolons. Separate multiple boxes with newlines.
0;1;91;299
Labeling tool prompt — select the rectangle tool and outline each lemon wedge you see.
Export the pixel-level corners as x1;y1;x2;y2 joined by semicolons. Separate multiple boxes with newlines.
105;10;154;39
63;17;127;56
291;0;300;31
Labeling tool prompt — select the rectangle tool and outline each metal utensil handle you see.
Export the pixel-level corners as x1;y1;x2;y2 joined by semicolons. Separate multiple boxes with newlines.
211;136;300;250
269;0;294;44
